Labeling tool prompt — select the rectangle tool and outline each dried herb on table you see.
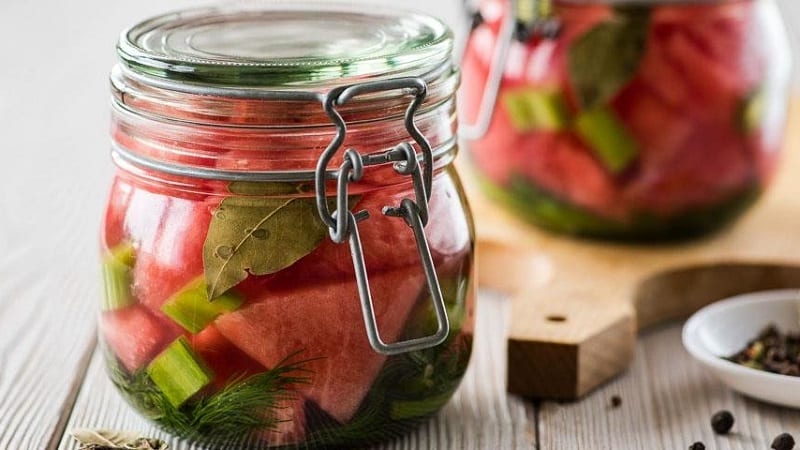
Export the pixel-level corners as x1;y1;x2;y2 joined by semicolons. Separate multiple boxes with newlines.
725;325;800;375
71;429;168;449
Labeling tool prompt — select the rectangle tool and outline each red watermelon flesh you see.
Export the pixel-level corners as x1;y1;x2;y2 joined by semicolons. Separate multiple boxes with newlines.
215;266;425;424
121;187;170;256
191;327;309;444
468;101;524;186
133;196;216;317
623;122;753;214
613;80;694;177
650;25;748;123
519;132;624;218
103;177;133;249
101;304;182;373
637;26;693;111
189;325;265;389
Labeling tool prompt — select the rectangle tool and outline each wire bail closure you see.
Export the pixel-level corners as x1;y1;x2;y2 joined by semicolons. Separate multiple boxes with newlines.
314;77;450;356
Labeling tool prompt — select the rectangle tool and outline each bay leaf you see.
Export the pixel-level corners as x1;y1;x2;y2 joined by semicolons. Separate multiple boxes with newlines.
70;429;168;450
203;183;336;299
567;7;651;108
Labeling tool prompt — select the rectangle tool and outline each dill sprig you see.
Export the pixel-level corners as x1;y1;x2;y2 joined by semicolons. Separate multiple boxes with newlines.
107;350;314;448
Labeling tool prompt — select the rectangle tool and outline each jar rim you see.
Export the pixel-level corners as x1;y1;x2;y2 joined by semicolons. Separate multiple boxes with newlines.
118;2;453;88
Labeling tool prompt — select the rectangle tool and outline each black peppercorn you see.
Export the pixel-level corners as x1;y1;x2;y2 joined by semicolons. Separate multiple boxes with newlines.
689;442;705;450
772;433;796;450
610;395;622;408
711;410;734;434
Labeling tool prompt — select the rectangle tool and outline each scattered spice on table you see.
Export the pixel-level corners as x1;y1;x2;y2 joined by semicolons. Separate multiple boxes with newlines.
726;325;800;376
710;410;734;434
689;442;705;450
772;432;796;450
610;395;622;408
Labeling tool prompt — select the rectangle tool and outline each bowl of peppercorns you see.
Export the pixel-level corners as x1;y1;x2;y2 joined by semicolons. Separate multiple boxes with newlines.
682;289;800;408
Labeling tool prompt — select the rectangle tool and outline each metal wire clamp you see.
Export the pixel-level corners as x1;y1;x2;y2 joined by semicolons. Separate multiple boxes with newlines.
314;77;450;356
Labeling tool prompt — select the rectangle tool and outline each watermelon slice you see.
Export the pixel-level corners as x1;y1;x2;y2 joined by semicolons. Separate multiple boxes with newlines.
189;325;265;389
101;304;182;373
102;177;133;249
623;121;753;214
654;28;744;122
133;197;216;316
518;132;623;218
612;79;694;167
215;266;425;424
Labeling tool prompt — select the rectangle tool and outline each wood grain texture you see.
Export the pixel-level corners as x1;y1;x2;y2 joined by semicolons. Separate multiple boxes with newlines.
539;324;800;450
0;149;103;449
56;292;536;450
466;100;800;400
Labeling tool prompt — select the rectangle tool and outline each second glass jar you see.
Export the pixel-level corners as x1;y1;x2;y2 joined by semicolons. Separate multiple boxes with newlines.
460;0;792;240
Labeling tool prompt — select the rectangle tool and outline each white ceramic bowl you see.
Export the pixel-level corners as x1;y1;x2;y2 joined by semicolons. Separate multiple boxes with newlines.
682;289;800;408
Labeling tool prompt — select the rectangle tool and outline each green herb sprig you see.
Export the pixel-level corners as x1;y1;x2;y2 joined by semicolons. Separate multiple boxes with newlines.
107;350;313;447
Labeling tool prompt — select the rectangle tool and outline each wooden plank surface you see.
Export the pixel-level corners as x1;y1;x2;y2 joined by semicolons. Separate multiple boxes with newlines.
539;324;800;450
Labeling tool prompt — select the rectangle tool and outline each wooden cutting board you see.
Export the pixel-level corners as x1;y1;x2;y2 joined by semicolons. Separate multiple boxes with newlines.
463;99;800;400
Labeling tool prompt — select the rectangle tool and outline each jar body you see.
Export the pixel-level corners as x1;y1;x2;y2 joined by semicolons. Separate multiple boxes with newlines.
100;163;474;448
461;0;792;239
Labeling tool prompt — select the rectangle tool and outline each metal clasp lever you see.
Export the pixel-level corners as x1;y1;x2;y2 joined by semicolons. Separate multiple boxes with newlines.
315;78;450;355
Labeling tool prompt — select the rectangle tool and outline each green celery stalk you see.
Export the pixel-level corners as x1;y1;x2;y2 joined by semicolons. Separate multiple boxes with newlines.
503;89;568;132
146;336;213;408
575;106;639;173
162;277;243;333
740;87;765;134
101;242;136;311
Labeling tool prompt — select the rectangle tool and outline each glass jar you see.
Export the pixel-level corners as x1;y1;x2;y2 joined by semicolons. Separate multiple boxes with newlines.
100;4;474;448
460;0;792;240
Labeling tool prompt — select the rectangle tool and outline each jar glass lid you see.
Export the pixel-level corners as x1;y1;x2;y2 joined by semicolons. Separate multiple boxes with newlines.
118;2;453;87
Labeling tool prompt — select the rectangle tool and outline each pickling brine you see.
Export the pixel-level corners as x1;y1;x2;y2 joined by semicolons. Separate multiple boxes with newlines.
461;0;792;239
100;5;474;448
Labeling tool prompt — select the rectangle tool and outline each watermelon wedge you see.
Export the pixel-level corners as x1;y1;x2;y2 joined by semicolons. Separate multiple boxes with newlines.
133;197;216;316
189;325;265;389
102;178;133;249
215;266;425;424
101;304;182;373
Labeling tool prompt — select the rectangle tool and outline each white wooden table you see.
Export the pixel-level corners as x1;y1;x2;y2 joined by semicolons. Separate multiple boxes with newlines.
2;1;800;449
